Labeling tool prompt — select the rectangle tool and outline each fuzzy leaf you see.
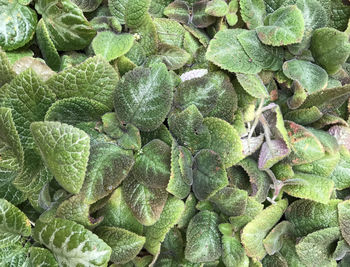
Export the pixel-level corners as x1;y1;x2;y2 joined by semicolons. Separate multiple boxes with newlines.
185;211;221;263
177;192;197;229
329;126;350;152
205;0;229;17
236;73;269;98
258;139;290;170
158;44;190;70
29;247;58;267
92;31;134;62
114;63;173;131
125;0;151;28
153;17;186;48
33;218;111;267
108;0;128;24
263;221;294;255
241;199;288;260
0;172;26;205
256;5;305;46
192;0;216;28
222;236;249;267
71;0;102;12
31;121;90;194
47;56;119;108
331;147;350;190
0;49;16;86
338;200;350;246
239;0;266;29
164;0;190;24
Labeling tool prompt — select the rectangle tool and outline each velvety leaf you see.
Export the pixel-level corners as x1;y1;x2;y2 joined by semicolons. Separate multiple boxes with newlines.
263;221;294;255
283;172;334;204
338;200;350;246
0;49;16;87
185;211;221;263
263;0;285;13
144;196;184;254
47;56;119;108
0;199;31;248
164;0;190;24
12;56;55;81
149;0;173;17
241;134;264;157
79;142;134;204
222;235;249;267
206;29;262;74
296;227;340;266
236;73;269;98
5;49;34;65
333;239;350;261
31;121;90;194
159;227;184;261
329;125;350;152
29;247;58;267
203;117;244;168
97;187;143;235
192;149;228;200
284;106;323;125
108;0;128;24
205;0;229;17
125;0;151;28
282;59;328;93
36;0;96;51
122;171;168;226
95;226;145;264
92;31;135;62
311;27;350;74
192;0;216;28
256;5;305;46
33;218;111;267
114;63;173;131
177;193;197;229
258;139;290;170
241;199;288;260
158;44;190;70
153;17;186;48
239;0;266;29
45;97;110;126
0;172;26;205
0;0;37;51
71;0;102;12
331;147;350;190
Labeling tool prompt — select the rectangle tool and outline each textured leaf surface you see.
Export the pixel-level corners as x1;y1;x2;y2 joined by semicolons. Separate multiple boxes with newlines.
96;226;145;264
263;221;294;255
222;236;249;267
29;247;58;267
0;0;37;51
241;199;288;260
205;0;228;17
114;63;173;131
185;211;221;263
240;0;266;29
331;147;350;190
0;172;26;205
125;0;151;28
31;121;90;194
177;193;197;229
158;44;190;70
206;29;262;74
0;49;15;86
338;200;350;246
256;5;305;46
92;31;134;62
47;56;119;108
296;227;340;266
192;149;228;201
33;218;111;267
71;0;102;12
108;0;128;24
144;196;184;254
36;0;96;51
236;73;269;98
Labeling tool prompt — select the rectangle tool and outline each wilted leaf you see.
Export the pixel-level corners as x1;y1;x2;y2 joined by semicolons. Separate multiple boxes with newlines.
12;56;55;81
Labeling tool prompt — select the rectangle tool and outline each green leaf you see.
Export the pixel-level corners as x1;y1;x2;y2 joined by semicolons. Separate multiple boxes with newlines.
0;172;26;205
108;0;128;24
256;5;305;46
222;236;249;267
284;106;323;125
47;56;119;109
263;0;285;13
133;139;170;189
36;0;96;51
331;147;350;190
283;59;328;93
177;192;197;229
236;73;269;98
71;0;102;12
159;227;184;261
1;69;56;150
0;49;16;87
0;199;31;248
206;29;262;74
122;171;168;226
31;121;90;194
125;0;151;28
97;187;143;235
283;172;334;204
241;199;288;260
339;200;350;250
0;0;37;51
239;0;266;29
29;247;58;267
96;226;145;264
296;227;340;266
5;49;34;65
263;221;295;255
153;17;186;48
114;63;173;131
92;31;135;62
149;0;173;17
311;27;350;74
158;44;190;70
185;211;221;263
0;241;30;266
144;196;184;254
205;0;229;17
36;19;61;71
192;149;228;201
203;117;244;168
33;218;112;267
79;142;134;204
192;0;216;28
164;1;190;24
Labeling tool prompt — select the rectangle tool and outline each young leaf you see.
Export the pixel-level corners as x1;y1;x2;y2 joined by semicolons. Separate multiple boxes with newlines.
263;221;295;255
0;199;31;248
163;0;190;24
122;171;168;226
158;44;191;70
47;56;119;108
236;73;269;98
0;0;37;51
29;247;58;267
256;5;305;46
206;29;262;74
192;0;216;28
239;0;266;29
185;211;221;263
222;236;249;267
241;199;288;260
31;121;90;194
92;31;135;62
95;226;145;264
35;0;96;51
192;149;229;200
144;196;184;255
125;0;151;28
153;17;186;48
177;193;197;229
205;0;229;17
33;218;112;267
114;63;173;131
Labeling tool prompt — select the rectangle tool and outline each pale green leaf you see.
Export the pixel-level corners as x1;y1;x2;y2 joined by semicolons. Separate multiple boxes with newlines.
236;73;269;98
263;221;295;255
240;0;266;29
158;44;190;70
125;0;151;28
31;121;90;194
29;247;58;267
12;56;55;81
108;0;128;24
153;18;186;48
205;0;229;17
338;200;350;246
222;236;249;267
71;0;102;12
